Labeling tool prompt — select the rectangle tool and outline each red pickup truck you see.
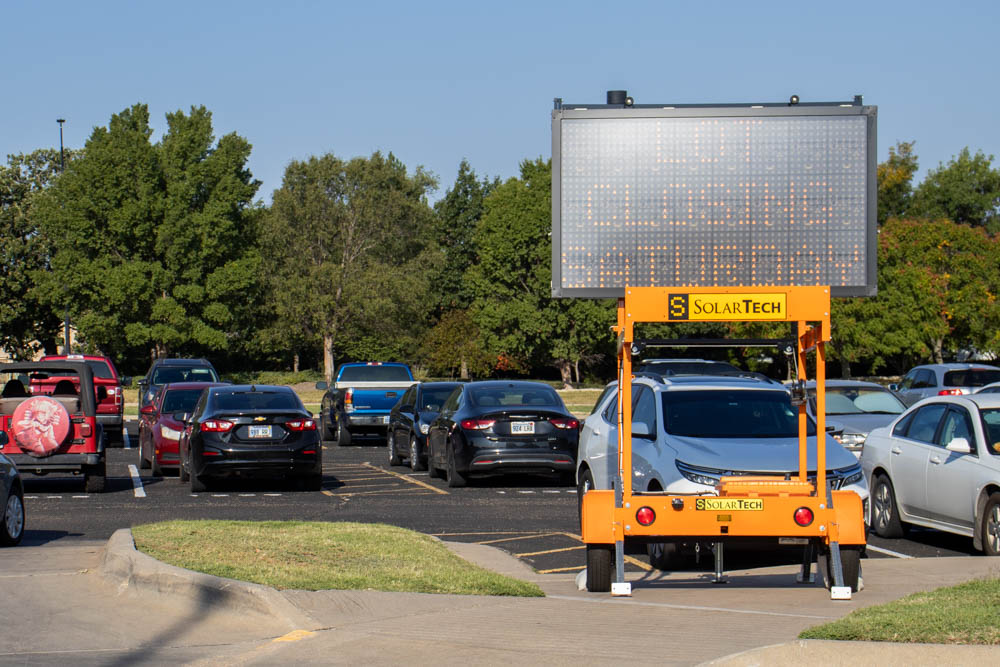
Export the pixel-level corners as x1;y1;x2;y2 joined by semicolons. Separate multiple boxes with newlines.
36;355;125;445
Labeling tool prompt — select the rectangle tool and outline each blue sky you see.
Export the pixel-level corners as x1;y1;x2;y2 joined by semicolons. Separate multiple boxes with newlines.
3;1;997;203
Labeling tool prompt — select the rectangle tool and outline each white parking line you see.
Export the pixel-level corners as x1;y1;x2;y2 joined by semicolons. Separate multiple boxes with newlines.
71;495;90;499
866;544;914;559
46;495;62;499
127;464;146;498
123;430;132;449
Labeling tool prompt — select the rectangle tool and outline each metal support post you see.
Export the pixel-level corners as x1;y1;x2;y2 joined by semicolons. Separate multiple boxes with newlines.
712;542;727;584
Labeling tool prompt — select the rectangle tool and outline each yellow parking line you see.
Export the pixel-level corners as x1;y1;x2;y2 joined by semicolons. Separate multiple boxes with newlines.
516;545;586;557
476;532;561;545
537;565;586;574
362;462;449;495
274;630;315;643
323;489;440;498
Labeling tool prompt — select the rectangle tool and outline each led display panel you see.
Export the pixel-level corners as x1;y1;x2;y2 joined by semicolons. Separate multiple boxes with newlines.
551;105;877;297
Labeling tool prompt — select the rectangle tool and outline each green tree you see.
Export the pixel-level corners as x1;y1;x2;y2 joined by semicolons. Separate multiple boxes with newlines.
261;151;437;381
0;149;79;357
419;309;493;379
31;104;260;364
910;148;1000;231
877;141;918;225
431;160;498;312
467;158;614;383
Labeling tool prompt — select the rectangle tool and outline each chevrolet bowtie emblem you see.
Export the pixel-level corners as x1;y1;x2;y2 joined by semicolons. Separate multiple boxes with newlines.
254;416;267;422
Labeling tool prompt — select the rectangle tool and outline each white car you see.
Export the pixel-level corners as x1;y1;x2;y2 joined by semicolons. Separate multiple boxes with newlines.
576;375;869;569
860;394;1000;555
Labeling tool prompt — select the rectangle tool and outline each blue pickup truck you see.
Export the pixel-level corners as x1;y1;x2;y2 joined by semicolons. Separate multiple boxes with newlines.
316;363;417;446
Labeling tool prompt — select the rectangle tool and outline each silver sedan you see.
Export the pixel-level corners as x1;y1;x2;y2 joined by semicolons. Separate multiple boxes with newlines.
860;394;1000;555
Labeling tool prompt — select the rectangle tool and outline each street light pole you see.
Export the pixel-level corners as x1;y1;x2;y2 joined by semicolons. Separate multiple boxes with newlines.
57;118;70;353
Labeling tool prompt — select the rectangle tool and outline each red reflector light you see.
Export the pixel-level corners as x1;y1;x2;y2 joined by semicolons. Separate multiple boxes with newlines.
549;417;579;429
80;423;92;437
460;418;495;430
201;420;234;433
793;507;814;526
938;388;964;396
202;450;222;457
301;449;317;455
286;419;316;431
636;506;656;526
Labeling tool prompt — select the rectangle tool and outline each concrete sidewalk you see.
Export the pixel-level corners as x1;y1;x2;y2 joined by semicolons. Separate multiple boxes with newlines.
92;529;1000;665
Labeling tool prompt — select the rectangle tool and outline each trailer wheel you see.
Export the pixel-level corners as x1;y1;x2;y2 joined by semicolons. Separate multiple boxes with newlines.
647;542;686;571
586;544;612;592
818;544;862;593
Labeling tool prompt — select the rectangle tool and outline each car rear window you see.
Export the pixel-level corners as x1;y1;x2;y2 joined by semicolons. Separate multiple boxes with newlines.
661;389;816;438
162;388;208;414
338;365;412;382
213;391;301;411
943;369;1000;387
85;360;114;380
469;386;561;408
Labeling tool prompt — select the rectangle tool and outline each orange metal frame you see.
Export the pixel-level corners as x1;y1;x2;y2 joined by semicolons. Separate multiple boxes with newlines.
581;286;866;550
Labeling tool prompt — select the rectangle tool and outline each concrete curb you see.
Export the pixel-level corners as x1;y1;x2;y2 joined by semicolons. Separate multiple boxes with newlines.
99;528;322;631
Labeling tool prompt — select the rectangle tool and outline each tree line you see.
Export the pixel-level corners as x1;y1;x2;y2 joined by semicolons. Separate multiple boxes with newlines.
2;104;1000;381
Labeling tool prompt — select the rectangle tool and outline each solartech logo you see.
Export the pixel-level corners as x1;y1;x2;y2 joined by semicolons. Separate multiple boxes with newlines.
667;293;786;321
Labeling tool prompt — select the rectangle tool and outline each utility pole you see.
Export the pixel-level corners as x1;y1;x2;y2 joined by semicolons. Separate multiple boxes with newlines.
57;118;70;353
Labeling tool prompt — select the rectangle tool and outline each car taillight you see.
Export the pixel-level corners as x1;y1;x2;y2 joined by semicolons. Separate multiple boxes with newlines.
550;417;579;429
938;388;964;396
793;507;814;526
201;420;234;433
460;418;495;430
636;507;656;526
286;419;316;431
344;387;355;413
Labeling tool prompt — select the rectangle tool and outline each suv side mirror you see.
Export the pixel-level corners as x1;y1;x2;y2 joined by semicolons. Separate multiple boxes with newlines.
888;383;899;392
946;437;972;454
140;405;156;416
633;421;654;439
174;412;190;423
315;381;328;391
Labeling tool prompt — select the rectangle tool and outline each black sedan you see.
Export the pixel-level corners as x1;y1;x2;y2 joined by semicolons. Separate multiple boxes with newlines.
426;381;579;488
177;385;322;492
1;433;25;546
387;382;463;471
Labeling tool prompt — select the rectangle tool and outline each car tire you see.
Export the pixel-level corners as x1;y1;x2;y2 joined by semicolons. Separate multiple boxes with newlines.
179;454;190;482
191;474;208;493
818;544;862;593
981;492;1000;556
445;443;467;488
1;486;25;547
577;468;594;530
387;432;402;466
139;438;151;469
647;542;687;571
335;420;352;447
320;413;333;442
84;461;106;493
409;435;426;472
586;544;612;592
150;451;162;478
871;473;906;538
427;441;441;479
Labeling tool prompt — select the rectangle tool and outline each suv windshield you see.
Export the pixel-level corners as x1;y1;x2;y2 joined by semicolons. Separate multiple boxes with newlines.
944;369;1000;387
152;366;219;384
662;389;815;438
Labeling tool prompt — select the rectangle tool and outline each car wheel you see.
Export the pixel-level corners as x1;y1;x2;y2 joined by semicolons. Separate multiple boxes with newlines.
981;492;1000;556
139;438;150;469
647;542;687;571
179;450;190;482
319;414;333;442
84;461;106;493
1;487;25;547
818;544;862;593
871;474;906;538
387;432;402;466
577;468;594;530
191;474;208;493
409;435;426;472
427;441;441;479
586;544;612;592
445;443;467;488
335;420;352;447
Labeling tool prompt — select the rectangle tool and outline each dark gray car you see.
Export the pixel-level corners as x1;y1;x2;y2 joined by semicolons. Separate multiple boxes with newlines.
1;433;25;546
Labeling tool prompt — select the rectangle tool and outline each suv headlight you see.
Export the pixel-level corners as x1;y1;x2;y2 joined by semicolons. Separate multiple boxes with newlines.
836;432;867;448
837;464;865;488
420;423;430;435
676;462;719;487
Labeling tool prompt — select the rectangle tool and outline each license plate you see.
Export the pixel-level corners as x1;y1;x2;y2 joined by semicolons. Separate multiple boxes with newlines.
510;421;535;435
248;425;272;438
779;538;809;545
695;498;763;511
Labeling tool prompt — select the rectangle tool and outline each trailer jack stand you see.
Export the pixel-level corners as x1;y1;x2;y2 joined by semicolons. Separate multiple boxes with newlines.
711;542;727;584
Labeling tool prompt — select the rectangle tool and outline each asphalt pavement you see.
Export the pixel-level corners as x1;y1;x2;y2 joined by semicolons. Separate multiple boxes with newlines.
2;529;998;665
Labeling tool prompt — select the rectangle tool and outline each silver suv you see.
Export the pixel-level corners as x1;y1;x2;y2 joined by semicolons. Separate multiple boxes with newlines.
892;363;1000;406
576;374;868;569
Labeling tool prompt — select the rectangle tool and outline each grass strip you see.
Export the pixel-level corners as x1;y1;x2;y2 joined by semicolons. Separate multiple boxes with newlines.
799;577;1000;644
132;520;544;597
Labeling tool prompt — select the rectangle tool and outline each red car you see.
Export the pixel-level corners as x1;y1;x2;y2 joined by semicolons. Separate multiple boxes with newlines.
37;354;125;445
138;382;226;476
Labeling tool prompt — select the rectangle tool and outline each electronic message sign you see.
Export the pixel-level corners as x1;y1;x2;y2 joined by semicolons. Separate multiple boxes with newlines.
551;101;877;297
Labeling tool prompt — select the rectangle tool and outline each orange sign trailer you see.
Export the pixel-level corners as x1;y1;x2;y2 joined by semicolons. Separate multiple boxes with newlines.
580;285;867;598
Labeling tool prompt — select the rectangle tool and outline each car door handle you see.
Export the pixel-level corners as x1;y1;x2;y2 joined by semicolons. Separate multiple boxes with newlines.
930;456;942;465
891;447;902;455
